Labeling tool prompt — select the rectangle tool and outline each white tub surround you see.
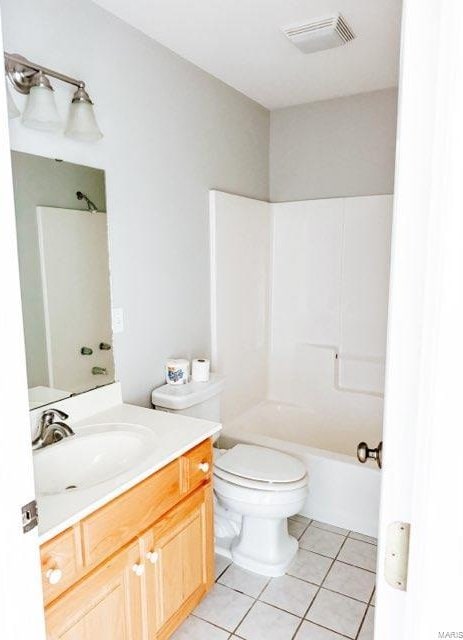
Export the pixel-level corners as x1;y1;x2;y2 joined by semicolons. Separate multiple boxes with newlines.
210;191;271;423
31;383;221;543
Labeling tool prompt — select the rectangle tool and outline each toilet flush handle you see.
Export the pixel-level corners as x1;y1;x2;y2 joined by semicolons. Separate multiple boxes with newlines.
198;462;210;473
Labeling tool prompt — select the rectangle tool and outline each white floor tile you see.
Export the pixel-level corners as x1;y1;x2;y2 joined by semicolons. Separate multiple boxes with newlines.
289;519;308;539
294;620;347;639
287;549;332;585
218;564;269;598
358;606;375;640
290;514;312;525
194;583;253;631
337;539;378;573
260;574;318;617
171;615;229;640
236;601;301;640
300;527;345;558
306;589;367;638
323;561;376;603
310;521;349;536
349;531;377;545
215;553;232;579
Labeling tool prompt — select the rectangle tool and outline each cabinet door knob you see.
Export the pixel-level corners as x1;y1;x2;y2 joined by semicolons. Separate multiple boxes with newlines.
198;462;210;473
146;551;159;564
132;563;145;577
46;568;62;585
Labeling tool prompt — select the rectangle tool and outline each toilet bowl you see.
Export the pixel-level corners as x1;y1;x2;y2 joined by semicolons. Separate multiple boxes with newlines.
151;378;308;575
213;444;308;576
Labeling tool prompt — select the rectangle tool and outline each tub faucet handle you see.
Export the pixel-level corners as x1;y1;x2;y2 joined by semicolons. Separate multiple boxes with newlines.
357;441;383;469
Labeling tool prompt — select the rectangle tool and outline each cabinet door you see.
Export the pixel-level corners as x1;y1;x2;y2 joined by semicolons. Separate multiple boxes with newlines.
45;540;145;640
143;484;213;639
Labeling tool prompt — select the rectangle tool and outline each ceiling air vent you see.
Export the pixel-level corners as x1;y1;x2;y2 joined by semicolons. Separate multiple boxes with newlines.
282;13;355;54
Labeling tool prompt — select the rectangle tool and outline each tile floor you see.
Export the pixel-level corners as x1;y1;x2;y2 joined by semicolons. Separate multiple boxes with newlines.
172;517;377;640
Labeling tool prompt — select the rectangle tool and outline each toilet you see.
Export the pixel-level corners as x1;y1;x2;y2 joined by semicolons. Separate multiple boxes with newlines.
151;376;309;577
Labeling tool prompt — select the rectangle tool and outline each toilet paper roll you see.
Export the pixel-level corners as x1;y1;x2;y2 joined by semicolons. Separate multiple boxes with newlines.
165;359;190;385
191;358;210;382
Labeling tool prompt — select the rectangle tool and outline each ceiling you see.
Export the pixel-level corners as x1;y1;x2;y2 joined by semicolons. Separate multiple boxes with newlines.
93;0;402;110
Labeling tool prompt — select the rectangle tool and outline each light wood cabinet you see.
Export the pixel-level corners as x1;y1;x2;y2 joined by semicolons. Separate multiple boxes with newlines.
41;438;214;640
143;484;214;639
41;526;83;606
45;539;144;640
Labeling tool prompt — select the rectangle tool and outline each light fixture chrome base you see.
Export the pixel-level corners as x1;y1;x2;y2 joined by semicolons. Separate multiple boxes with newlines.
5;53;37;94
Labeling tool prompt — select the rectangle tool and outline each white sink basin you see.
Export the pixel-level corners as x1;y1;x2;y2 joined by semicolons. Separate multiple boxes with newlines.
34;423;157;495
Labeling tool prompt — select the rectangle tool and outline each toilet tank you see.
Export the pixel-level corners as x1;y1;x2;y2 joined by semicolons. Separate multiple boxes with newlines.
151;374;224;422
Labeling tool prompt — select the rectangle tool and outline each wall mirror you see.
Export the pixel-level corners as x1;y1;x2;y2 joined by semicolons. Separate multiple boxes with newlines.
11;152;115;410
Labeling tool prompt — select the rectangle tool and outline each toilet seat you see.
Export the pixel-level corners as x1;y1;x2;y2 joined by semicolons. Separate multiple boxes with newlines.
214;466;308;491
214;444;307;491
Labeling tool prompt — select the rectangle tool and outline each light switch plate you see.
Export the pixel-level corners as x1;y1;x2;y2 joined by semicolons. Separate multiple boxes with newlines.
112;307;124;334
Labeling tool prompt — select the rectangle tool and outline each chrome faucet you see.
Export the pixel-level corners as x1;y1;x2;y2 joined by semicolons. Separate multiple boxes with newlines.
32;408;75;451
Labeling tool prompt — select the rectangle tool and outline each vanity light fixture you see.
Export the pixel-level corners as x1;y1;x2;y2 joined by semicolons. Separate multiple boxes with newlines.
22;71;62;132
65;86;102;142
4;52;103;141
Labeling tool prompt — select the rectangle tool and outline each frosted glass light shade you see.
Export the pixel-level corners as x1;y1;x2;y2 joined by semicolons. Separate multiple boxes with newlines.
22;85;62;131
65;102;103;142
6;82;20;119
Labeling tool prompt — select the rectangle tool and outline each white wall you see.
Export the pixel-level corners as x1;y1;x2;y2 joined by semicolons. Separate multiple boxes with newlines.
270;88;398;202
210;191;271;422
1;0;270;406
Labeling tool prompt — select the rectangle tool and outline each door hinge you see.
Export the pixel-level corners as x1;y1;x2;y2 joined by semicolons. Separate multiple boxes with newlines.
384;521;410;591
22;499;38;533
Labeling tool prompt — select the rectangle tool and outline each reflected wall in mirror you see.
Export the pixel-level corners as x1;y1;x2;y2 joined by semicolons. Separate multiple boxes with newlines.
11;152;115;410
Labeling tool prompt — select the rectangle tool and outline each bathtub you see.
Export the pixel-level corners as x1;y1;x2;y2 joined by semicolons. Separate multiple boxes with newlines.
219;401;381;537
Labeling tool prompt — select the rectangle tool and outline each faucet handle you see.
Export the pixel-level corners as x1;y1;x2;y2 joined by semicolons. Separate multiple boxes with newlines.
32;407;70;447
43;408;69;423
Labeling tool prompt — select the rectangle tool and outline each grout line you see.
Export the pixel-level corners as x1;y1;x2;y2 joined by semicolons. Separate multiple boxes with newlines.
310;522;350;536
320;585;374;606
332;558;377;575
190;612;236;635
289;520;311;540
215;561;232;582
347;532;378;547
230;598;260;636
354;588;376;640
300;619;358;639
299;619;354;639
295;543;377;575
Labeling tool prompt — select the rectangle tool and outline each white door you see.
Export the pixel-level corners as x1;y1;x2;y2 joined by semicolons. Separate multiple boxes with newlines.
37;207;113;393
375;0;463;637
0;12;46;638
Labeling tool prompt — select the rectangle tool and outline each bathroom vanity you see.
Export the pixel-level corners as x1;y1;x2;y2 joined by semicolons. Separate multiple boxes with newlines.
41;438;213;639
30;384;220;640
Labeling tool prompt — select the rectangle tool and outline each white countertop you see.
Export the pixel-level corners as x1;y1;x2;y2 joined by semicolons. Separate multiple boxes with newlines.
35;401;221;544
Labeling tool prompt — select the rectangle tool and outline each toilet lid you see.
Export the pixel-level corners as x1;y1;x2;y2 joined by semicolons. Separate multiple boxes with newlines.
214;444;306;484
